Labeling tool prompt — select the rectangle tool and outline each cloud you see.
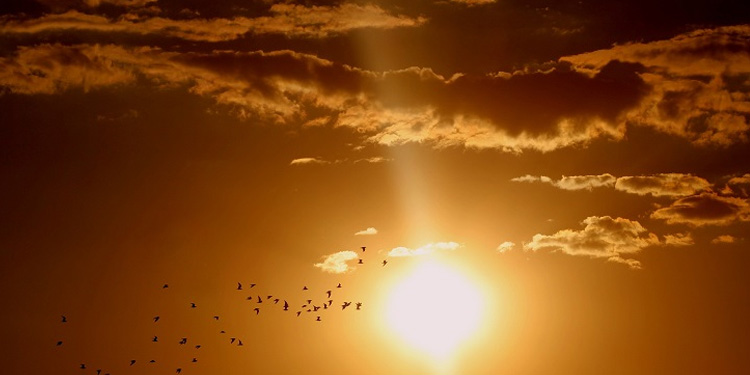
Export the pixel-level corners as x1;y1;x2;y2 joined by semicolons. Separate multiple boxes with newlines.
663;232;695;246
290;157;329;166
0;4;426;41
448;0;496;5
651;192;750;226
496;241;515;253
313;250;359;274
711;235;738;244
388;242;461;257
726;174;750;197
614;173;711;197
354;227;378;236
523;216;662;269
511;173;710;196
562;25;750;147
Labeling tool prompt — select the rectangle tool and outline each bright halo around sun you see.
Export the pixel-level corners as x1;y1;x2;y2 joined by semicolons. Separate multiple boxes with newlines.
385;260;484;362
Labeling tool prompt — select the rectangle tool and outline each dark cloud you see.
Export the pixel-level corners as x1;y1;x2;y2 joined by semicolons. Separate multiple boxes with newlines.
651;192;750;226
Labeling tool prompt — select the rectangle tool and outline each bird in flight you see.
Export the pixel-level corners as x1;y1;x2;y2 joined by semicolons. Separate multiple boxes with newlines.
162;284;169;289
61;315;67;323
313;306;320;312
130;360;136;366
316;316;321;321
303;286;308;290
80;364;86;369
296;311;301;317
179;338;187;345
238;340;244;346
56;341;63;346
356;302;362;310
254;308;260;315
341;302;352;310
230;338;236;344
190;303;197;308
274;298;280;304
361;246;366;252
382;260;388;266
153;316;160;322
336;283;342;288
149;360;156;363
250;283;256;288
153;336;158;342
358;259;363;264
283;301;289;311
213;316;219;320
195;345;201;349
192;358;197;363
237;282;242;290
326;290;332;298
96;369;101;375
176;368;182;374
257;296;262;303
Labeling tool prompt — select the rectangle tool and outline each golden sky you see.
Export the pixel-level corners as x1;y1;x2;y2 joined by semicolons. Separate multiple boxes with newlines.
1;1;750;374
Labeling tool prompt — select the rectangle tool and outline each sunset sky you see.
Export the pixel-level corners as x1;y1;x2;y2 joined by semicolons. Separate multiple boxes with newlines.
2;1;750;374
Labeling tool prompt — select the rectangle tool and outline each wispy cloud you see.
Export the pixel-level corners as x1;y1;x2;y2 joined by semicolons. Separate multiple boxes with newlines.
651;192;750;226
524;216;667;269
711;235;738;244
496;241;515;253
511;173;710;196
313;251;359;274
290;157;329;166
388;242;461;257
354;227;378;236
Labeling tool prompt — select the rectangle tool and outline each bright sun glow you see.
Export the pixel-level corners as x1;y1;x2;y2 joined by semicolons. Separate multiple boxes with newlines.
386;260;484;361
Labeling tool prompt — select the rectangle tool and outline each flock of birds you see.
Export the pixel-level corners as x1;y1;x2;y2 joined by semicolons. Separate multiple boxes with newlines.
56;246;387;374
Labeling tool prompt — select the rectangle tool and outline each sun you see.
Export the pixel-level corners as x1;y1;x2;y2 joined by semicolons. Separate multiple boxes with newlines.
385;260;485;362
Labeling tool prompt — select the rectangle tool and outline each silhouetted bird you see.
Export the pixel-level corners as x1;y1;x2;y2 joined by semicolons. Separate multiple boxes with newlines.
342;302;352;310
80;364;86;369
149;360;156;363
61;315;67;323
267;295;272;299
237;282;242;290
176;368;182;374
247;296;253;300
153;316;160;322
336;283;342;288
190;303;197;308
274;298;280;304
303;286;308;290
220;330;226;334
250;283;256;288
328;299;333;306
326;290;332;298
356;302;362;310
362;246;366;252
192;358;197;363
130;360;136;366
323;304;328;310
296;311;301;317
153;336;158;342
382;260;387;266
358;259;363;264
96;369;101;375
302;304;307;308
230;338;236;344
163;284;169;289
213;316;219;320
179;338;187;345
316;316;321;321
195;345;201;349
307;299;312;304
313;306;320;312
257;296;262;303
238;340;243;346
283;301;289;311
254;308;260;315
306;309;311;312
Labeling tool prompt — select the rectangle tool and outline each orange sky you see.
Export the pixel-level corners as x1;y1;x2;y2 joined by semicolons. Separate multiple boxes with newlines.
1;1;750;374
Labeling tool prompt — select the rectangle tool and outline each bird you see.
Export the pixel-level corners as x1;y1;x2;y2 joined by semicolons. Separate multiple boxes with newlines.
176;368;182;374
313;306;320;312
362;246;366;252
247;296;253;300
130;360;136;366
220;330;226;334
274;298;280;304
302;304;307;308
96;369;101;375
61;315;67;323
296;311;301;317
238;340;244;346
328;299;333;306
356;302;362;310
267;295;272;299
336;283;342;288
250;283;256;288
230;338;236;344
307;299;312;304
323;304;328;310
153;316;160;322
342;302;351;310
237;282;242;290
326;290;332;298
195;345;201;349
153;336;158;342
316;316;321;321
80;364;86;369
163;284;169;289
179;338;187;345
303;286;308;290
213;315;219;320
192;358;197;363
358;259;363;264
382;260;388;266
257;295;262;303
149;360;156;363
283;301;289;311
254;308;260;315
190;303;197;308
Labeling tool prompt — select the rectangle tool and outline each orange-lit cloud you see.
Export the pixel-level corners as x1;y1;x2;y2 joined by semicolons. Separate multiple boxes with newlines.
650;192;750;226
0;4;426;41
711;235;738;244
663;232;695;246
496;241;515;253
313;250;359;274
726;174;750;197
290;157;329;166
524;216;664;269
614;174;711;197
354;227;378;236
562;25;750;147
387;242;461;257
512;173;711;196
